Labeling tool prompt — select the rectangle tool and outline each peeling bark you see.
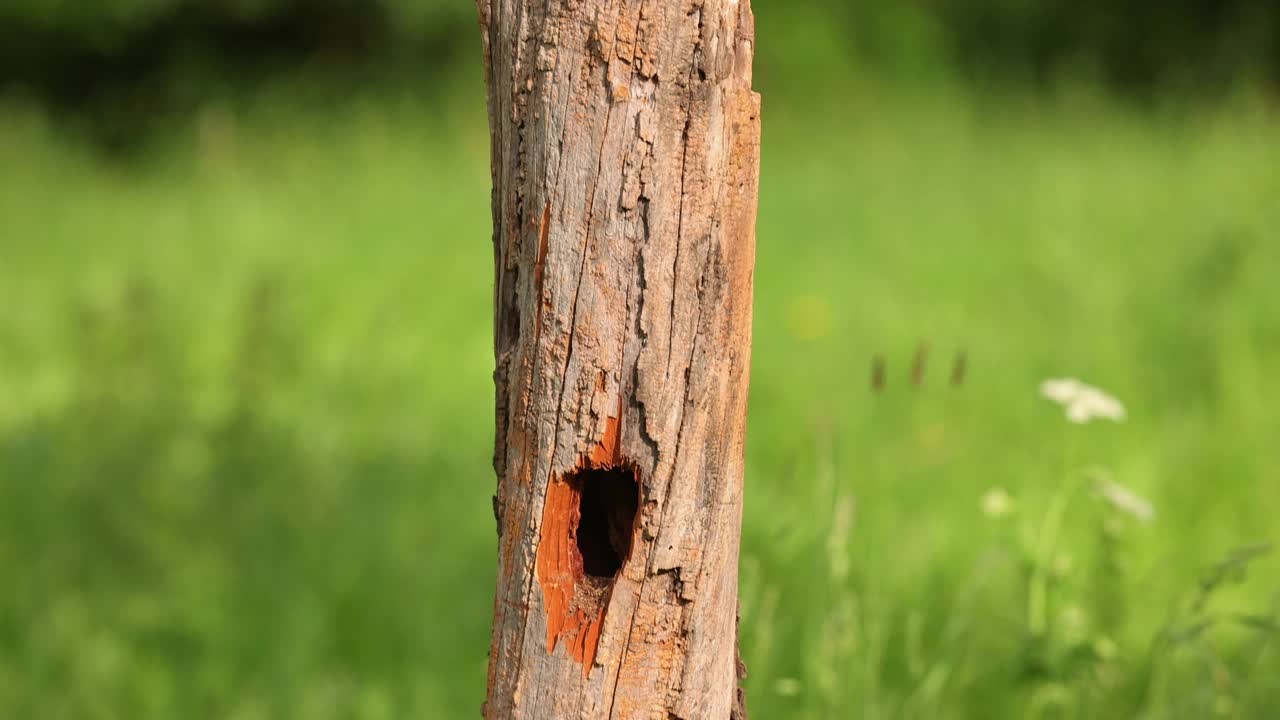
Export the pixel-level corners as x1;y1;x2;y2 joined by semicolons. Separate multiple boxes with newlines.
477;0;760;717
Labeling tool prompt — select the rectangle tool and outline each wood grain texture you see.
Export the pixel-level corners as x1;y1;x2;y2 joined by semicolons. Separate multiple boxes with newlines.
477;0;759;717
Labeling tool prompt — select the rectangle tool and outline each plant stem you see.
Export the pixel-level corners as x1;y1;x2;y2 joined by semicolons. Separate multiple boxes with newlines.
1029;432;1081;639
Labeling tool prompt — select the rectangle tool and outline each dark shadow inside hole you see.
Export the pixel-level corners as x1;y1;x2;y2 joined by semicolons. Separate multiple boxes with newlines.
571;466;639;579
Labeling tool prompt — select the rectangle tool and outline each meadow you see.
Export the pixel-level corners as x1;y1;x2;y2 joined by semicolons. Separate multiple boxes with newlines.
2;77;1279;718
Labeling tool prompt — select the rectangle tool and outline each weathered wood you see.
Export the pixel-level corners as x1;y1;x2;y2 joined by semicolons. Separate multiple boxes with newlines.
477;0;759;717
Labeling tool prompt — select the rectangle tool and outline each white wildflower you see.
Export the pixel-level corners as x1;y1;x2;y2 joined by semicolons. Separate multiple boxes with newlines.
980;487;1014;518
1096;479;1155;523
1039;378;1083;404
1067;387;1126;423
1040;377;1127;424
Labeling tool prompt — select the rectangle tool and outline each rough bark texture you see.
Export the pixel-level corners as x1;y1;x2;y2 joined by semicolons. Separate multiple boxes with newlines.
477;0;759;717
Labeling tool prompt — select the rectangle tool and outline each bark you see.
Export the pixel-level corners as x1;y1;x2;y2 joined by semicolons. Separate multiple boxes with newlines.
476;0;760;717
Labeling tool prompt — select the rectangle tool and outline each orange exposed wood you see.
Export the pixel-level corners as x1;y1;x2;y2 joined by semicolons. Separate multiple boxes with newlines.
535;402;628;675
590;396;624;467
537;476;580;656
537;476;611;675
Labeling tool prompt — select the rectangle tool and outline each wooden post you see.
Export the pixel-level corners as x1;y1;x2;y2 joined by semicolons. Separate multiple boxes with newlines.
477;1;759;717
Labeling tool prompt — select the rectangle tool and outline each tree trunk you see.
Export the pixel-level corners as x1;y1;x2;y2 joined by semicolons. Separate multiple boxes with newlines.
476;0;759;717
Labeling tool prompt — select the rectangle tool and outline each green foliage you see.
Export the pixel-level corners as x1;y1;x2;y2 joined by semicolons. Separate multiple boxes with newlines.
2;81;1279;717
1;0;1277;93
0;0;472;46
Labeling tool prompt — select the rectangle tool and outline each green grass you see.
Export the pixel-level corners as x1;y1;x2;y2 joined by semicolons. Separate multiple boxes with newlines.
1;80;1278;718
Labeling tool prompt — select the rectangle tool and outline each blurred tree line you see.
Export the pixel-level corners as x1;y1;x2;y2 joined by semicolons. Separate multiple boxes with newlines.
1;0;1276;119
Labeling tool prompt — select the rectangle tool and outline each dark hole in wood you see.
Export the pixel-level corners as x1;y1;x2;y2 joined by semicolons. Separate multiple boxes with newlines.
570;466;639;579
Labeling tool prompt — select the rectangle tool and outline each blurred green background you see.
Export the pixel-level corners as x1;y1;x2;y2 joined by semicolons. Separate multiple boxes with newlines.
2;1;1279;718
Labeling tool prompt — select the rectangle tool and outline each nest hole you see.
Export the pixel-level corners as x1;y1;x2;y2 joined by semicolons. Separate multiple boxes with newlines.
567;465;639;579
